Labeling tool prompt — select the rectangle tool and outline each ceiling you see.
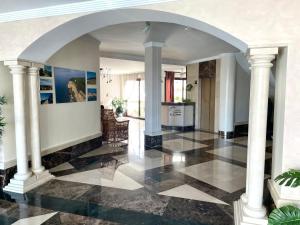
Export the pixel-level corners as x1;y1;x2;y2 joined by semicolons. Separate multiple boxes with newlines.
100;57;185;75
0;0;90;13
90;22;239;65
0;0;175;22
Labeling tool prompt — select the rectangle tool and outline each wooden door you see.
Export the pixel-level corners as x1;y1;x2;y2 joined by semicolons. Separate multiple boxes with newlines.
200;77;215;131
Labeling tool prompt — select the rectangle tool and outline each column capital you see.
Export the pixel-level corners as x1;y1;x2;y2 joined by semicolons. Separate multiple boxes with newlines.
4;59;31;67
31;62;44;69
144;41;165;48
247;47;279;68
248;47;278;56
28;66;40;76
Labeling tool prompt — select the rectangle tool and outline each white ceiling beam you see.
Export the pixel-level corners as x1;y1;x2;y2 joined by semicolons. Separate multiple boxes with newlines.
100;51;186;66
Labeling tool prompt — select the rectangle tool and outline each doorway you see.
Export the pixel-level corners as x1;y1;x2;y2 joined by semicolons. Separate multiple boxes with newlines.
199;60;216;132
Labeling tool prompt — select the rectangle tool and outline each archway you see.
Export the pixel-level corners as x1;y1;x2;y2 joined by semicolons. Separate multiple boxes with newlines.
19;8;247;63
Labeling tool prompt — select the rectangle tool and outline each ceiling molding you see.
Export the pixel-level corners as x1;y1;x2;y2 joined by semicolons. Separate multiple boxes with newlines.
144;41;165;48
0;0;175;23
100;51;186;66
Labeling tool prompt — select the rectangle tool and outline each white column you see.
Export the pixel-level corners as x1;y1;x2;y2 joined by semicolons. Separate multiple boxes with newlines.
28;66;45;174
218;53;236;138
3;61;53;194
144;42;164;148
234;47;278;225
7;63;32;180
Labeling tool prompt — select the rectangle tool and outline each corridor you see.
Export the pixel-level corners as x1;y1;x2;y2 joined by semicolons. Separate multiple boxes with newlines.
0;119;272;225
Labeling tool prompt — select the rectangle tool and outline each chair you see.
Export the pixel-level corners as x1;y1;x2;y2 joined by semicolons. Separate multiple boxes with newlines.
101;108;129;143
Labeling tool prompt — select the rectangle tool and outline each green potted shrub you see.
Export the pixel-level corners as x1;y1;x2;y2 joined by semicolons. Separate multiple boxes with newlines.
0;96;7;139
185;83;194;102
111;98;126;117
268;169;300;225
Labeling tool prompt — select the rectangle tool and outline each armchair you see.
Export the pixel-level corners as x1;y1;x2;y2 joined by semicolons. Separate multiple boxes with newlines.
101;108;129;143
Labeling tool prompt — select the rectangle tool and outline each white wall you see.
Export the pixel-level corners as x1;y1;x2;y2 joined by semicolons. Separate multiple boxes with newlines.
0;62;16;168
186;63;200;129
0;35;101;168
234;62;250;125
100;74;122;108
43;35;101;153
214;59;220;132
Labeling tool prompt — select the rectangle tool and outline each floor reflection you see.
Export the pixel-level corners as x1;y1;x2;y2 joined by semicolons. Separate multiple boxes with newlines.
0;118;273;225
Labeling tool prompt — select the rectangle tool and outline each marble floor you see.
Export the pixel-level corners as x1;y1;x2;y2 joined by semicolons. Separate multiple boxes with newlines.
0;119;273;225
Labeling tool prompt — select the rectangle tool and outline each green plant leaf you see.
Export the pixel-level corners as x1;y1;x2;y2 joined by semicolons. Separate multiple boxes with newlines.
275;169;300;188
269;205;300;225
0;96;7;105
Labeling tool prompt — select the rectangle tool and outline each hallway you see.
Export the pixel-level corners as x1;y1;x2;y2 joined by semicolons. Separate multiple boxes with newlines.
0;119;272;225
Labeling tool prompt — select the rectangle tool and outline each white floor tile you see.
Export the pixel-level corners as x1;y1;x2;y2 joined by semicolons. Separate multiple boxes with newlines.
50;162;74;173
177;160;247;193
113;150;173;171
176;131;219;141
12;212;57;225
158;184;228;205
56;168;143;190
228;136;272;147
163;139;208;152
207;146;272;163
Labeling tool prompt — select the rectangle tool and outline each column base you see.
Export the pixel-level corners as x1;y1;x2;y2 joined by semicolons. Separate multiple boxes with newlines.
234;199;268;225
218;131;235;139
145;134;162;149
32;166;45;174
268;179;300;208
3;170;54;194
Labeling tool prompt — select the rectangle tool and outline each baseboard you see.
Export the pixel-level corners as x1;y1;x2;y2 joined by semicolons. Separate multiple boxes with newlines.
162;125;195;132
268;179;300;208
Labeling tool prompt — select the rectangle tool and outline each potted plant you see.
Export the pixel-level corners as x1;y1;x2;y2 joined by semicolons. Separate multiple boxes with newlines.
185;83;194;102
111;98;126;117
268;169;300;225
0;96;7;138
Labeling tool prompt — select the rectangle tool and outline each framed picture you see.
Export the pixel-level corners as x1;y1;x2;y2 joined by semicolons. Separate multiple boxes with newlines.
39;65;52;77
40;78;53;91
87;88;97;101
54;67;86;103
87;71;97;85
40;93;53;104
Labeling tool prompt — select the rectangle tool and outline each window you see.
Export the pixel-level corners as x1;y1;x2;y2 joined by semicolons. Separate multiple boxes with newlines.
174;78;186;102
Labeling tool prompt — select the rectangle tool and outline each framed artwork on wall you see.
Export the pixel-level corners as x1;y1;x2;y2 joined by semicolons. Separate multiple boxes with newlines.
87;88;97;101
40;93;53;104
54;67;86;103
40;78;53;91
87;71;97;85
39;65;52;77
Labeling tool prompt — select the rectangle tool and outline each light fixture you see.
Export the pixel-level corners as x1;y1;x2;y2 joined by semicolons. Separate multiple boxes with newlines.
143;21;151;33
100;67;112;84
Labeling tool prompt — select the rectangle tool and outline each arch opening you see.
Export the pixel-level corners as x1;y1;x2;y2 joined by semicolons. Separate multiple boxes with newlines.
19;8;248;63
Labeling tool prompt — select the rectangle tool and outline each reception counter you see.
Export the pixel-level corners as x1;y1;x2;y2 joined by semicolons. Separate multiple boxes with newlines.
161;102;195;131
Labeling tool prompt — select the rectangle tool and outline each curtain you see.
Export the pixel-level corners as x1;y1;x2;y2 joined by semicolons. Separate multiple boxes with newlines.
165;71;175;102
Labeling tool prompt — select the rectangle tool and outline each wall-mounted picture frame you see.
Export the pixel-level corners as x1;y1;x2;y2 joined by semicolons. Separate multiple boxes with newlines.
54;67;86;103
40;78;53;91
87;71;97;85
39;65;52;77
87;88;97;101
40;93;53;104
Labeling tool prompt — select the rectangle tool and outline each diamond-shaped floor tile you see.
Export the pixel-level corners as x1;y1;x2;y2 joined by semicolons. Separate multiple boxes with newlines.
159;184;227;205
